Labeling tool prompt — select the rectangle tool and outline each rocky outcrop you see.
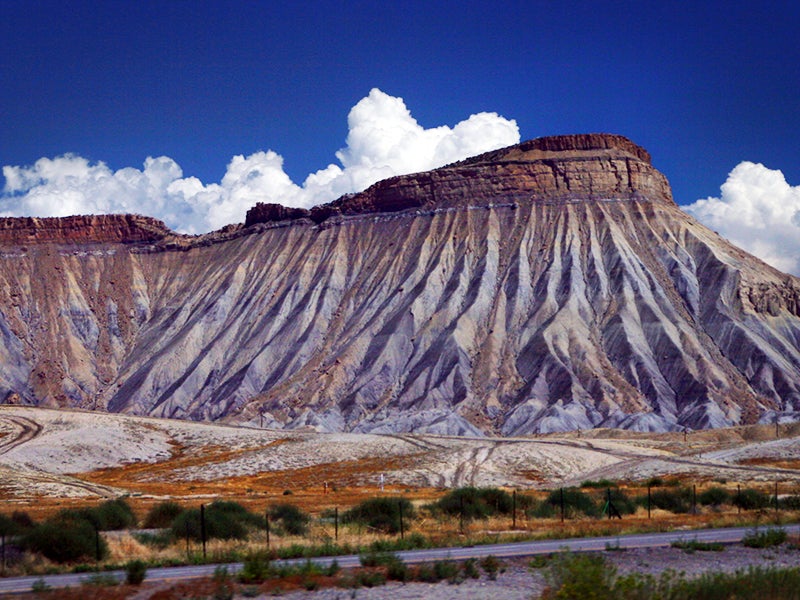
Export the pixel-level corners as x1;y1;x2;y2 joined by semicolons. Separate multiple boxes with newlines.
246;134;672;227
0;134;799;434
0;214;173;244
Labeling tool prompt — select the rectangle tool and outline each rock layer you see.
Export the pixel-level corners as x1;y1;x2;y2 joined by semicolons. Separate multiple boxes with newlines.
1;134;799;434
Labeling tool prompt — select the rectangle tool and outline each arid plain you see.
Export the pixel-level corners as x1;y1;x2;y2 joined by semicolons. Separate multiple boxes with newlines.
2;405;799;520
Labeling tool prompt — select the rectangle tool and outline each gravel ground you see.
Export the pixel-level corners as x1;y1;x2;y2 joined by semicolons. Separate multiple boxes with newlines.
260;544;800;600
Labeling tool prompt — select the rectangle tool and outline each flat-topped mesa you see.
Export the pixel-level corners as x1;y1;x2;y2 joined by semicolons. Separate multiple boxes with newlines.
246;133;673;227
0;214;173;245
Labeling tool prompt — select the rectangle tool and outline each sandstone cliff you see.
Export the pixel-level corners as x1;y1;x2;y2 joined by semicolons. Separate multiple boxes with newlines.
1;134;799;434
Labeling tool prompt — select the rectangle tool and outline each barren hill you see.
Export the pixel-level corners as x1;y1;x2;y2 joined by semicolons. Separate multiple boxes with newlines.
1;134;799;434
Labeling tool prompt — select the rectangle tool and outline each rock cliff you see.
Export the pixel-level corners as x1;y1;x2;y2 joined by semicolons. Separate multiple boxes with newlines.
1;134;799;434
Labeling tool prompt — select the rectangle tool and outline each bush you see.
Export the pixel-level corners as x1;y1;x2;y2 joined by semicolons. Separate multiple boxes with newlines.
698;486;731;507
144;501;184;529
269;503;310;536
0;513;21;536
734;488;771;511
742;527;787;549
125;559;147;585
545;552;615;598
580;479;617;489
648;487;693;513
24;513;107;563
171;501;255;542
94;498;136;530
435;487;513;520
532;488;599;518
343;497;414;534
238;551;272;583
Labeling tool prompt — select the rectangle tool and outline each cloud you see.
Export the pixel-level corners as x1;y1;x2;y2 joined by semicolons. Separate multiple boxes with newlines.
684;161;800;275
1;89;519;234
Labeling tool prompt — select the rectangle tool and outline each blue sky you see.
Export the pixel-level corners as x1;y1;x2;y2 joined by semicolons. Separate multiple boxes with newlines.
2;1;800;270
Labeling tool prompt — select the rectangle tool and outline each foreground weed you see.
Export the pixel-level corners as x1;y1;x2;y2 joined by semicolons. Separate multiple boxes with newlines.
742;526;787;548
671;538;725;553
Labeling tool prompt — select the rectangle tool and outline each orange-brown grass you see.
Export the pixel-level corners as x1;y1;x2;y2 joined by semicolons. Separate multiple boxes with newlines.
739;457;800;470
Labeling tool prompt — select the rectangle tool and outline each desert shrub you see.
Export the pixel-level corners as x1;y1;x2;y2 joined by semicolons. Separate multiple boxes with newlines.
648;487;693;513
605;489;637;516
698;486;731;507
94;498;136;530
343;497;414;534
269;503;310;536
144;500;184;529
0;513;21;536
545;552;615;598
734;488;771;511
435;487;513;520
463;557;480;579
580;479;617;489
742;527;787;548
434;559;460;582
238;551;272;583
125;559;147;585
780;494;800;510
170;501;254;541
24;513;107;563
480;555;503;580
11;510;34;532
532;488;599;518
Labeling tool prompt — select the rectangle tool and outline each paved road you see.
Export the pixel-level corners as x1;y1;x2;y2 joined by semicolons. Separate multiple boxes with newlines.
1;524;798;594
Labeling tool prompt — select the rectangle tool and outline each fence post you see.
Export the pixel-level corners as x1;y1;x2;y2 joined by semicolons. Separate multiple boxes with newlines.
692;485;697;515
200;504;207;561
737;485;741;515
460;494;465;534
335;507;338;542
512;490;517;529
2;532;5;575
265;510;270;550
775;482;780;519
647;485;651;520
561;488;565;523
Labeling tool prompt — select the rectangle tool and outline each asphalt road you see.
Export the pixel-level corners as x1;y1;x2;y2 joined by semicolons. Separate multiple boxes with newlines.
1;524;798;594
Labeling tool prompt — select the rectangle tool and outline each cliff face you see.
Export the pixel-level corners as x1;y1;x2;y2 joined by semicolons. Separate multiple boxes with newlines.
1;134;800;434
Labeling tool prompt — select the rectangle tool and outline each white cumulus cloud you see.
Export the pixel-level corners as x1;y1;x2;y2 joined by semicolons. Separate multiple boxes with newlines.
1;88;519;234
684;161;800;275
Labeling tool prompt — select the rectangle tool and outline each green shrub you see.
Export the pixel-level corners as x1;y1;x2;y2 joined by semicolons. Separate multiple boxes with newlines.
780;494;800;510
671;539;725;553
144;500;184;529
98;498;137;530
435;487;513;520
480;555;503;581
698;486;731;507
170;501;254;542
269;503;310;536
532;488;599;518
125;559;147;585
24;513;107;563
434;559;459;582
0;513;20;536
238;551;272;583
734;488;771;511
463;557;480;579
546;552;615;599
648;487;692;513
343;497;414;534
742;527;787;549
580;479;617;489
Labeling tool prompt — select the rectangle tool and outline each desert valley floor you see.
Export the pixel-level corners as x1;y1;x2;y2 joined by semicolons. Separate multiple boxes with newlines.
2;405;800;515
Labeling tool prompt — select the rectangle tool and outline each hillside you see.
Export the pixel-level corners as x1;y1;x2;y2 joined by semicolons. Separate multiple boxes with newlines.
1;134;799;434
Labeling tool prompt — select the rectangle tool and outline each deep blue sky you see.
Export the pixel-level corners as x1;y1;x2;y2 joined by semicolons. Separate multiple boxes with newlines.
2;0;799;206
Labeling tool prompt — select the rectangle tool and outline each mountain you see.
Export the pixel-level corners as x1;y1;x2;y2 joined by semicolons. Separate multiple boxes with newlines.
1;134;799;434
